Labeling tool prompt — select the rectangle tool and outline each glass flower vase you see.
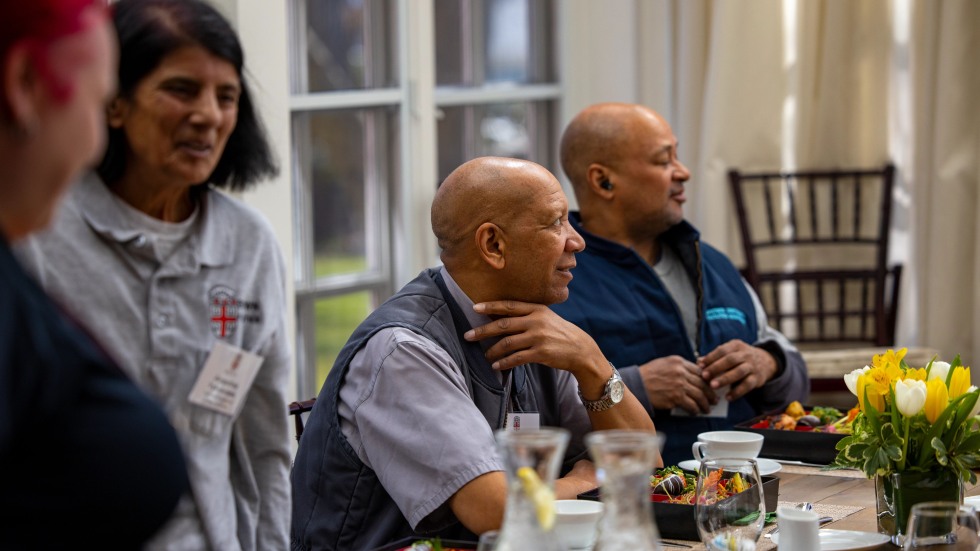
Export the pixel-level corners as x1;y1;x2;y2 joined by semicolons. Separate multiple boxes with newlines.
493;427;569;551
874;469;963;545
586;430;664;551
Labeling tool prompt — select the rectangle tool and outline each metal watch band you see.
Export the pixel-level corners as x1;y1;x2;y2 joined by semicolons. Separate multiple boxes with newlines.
581;394;616;412
578;363;623;412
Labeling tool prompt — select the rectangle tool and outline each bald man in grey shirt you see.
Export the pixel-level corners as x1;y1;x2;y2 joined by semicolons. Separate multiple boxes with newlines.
291;157;656;550
337;266;592;531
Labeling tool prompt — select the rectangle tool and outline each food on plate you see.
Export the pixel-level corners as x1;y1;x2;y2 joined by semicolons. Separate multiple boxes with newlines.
650;466;695;502
785;401;806;418
402;538;469;551
749;401;857;434
649;466;753;505
652;472;686;496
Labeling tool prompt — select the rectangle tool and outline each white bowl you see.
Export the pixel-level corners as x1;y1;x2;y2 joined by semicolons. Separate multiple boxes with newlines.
554;499;603;550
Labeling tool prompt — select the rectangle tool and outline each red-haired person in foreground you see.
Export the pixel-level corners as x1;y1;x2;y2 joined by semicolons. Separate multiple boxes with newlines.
0;1;188;546
16;0;290;548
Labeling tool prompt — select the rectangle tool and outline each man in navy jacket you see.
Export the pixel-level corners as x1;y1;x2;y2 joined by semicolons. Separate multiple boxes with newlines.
551;103;808;465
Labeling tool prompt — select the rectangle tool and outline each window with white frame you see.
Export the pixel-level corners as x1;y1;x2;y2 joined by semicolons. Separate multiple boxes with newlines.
288;0;558;396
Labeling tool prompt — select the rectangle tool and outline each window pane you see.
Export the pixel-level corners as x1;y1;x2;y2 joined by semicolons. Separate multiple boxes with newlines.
437;101;554;181
290;0;396;92
484;0;529;82
434;0;467;85
313;292;374;388
435;0;555;86
293;108;399;279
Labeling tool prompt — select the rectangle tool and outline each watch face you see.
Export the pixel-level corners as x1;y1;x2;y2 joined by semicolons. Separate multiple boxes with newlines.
610;380;625;403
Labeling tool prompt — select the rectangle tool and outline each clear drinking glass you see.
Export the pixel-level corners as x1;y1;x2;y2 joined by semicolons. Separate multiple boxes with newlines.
586;430;664;550
476;529;500;551
904;501;980;550
694;458;765;551
493;428;569;551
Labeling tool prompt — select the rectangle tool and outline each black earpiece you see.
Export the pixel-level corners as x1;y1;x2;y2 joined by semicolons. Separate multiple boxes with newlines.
600;179;613;190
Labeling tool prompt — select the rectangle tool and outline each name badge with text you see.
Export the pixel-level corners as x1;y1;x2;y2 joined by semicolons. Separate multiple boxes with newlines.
188;341;264;417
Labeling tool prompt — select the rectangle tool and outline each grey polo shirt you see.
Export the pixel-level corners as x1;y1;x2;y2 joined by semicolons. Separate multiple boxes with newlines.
16;174;292;551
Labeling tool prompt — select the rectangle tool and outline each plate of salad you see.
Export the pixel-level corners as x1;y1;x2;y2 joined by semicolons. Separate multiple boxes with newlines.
579;466;780;540
734;401;859;464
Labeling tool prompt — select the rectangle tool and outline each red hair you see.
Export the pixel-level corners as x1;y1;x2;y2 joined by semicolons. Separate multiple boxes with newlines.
0;0;108;102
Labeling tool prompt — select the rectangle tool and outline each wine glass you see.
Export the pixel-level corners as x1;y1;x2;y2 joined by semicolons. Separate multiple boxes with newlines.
694;458;765;551
904;501;980;550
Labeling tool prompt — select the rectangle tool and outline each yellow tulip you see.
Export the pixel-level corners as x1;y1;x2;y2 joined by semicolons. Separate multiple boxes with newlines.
857;374;885;412
873;348;908;371
949;366;972;398
904;367;927;381
925;378;949;424
865;365;898;397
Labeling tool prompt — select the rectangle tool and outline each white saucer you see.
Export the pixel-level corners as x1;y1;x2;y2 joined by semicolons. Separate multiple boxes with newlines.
677;458;782;476
771;529;889;551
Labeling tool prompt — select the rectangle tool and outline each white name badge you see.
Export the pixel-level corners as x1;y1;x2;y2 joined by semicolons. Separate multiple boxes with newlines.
188;341;264;417
504;412;540;432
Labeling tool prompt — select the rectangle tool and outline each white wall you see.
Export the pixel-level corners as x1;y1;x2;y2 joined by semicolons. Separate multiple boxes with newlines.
557;0;672;204
223;0;297;401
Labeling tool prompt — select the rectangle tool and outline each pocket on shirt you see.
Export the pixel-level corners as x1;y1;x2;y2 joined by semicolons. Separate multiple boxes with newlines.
189;404;234;438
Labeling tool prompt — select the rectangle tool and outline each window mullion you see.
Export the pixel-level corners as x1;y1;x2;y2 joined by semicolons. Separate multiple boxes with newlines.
286;0;309;93
397;0;439;284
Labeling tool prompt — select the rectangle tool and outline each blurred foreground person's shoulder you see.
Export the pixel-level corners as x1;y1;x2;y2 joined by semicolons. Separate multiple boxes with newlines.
0;0;188;547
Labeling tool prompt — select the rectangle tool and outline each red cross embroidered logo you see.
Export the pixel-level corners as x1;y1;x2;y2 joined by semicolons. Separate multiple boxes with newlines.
209;285;239;339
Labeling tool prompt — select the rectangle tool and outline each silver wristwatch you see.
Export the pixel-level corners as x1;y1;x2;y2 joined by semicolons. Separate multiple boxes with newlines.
578;364;625;412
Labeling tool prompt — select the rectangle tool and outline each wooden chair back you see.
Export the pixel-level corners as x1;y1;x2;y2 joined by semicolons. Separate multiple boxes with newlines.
728;164;901;348
288;398;317;442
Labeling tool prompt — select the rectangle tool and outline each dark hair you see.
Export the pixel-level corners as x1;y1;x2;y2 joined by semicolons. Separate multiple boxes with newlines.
98;0;277;190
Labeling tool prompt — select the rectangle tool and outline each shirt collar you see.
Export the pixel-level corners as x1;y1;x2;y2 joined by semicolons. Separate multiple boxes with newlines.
439;265;500;353
439;266;492;328
73;173;233;267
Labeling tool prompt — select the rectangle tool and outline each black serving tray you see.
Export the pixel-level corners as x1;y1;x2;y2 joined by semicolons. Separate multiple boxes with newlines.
734;405;847;465
368;537;477;551
577;474;780;541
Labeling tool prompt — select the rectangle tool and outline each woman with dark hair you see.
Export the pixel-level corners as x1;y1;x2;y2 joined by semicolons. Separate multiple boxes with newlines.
0;0;187;547
17;0;291;548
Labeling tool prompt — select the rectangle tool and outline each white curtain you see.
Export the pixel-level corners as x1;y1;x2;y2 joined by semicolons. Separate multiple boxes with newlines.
908;0;980;364
637;0;980;363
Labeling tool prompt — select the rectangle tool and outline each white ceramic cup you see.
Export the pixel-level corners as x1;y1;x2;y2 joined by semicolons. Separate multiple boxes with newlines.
776;505;820;551
691;431;764;461
554;499;603;549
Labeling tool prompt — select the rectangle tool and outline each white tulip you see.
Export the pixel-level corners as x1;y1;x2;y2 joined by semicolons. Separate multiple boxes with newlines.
894;379;927;417
928;361;951;383
844;366;871;397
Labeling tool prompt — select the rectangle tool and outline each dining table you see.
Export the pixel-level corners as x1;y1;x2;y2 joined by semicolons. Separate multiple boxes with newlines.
657;463;980;550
